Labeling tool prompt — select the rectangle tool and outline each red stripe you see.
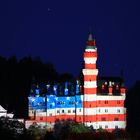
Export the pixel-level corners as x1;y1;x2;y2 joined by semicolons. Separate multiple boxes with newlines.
84;75;97;81
83;101;97;108
96;114;126;121
96;100;124;107
29;114;126;123
85;64;96;69
83;115;97;122
84;52;97;57
84;88;97;94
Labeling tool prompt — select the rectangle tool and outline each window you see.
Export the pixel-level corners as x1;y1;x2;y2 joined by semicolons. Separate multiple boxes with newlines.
105;125;108;128
98;109;101;112
57;102;60;105
68;110;71;113
69;101;74;104
117;101;120;104
114;117;119;121
57;110;60;113
62;110;64;113
73;110;76;113
117;109;120;113
99;125;102;129
101;117;106;121
79;109;81;112
115;125;118;129
105;109;108;112
105;101;108;104
40;117;43;120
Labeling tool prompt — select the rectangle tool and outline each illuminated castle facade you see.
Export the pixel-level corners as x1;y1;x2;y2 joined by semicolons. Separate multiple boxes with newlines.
27;33;126;131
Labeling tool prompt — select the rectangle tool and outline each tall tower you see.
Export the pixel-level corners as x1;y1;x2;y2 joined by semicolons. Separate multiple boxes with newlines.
82;33;98;128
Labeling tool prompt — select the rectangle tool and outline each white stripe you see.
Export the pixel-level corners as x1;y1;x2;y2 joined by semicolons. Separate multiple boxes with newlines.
85;122;97;128
84;57;97;64
96;121;126;129
83;69;98;75
97;95;125;100
55;108;77;116
84;81;97;88
85;49;97;52
84;108;96;115
85;121;126;129
83;94;96;101
96;107;126;114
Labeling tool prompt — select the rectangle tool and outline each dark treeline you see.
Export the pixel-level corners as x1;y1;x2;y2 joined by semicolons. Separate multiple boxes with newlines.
0;56;75;119
126;81;140;133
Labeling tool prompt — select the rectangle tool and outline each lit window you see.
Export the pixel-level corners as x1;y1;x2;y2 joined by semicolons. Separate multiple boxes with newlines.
105;125;108;128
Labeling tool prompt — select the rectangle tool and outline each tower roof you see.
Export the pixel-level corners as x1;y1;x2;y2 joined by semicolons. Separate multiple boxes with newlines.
88;33;93;41
86;33;96;50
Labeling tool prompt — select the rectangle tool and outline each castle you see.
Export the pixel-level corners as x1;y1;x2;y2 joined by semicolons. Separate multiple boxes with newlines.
27;33;126;131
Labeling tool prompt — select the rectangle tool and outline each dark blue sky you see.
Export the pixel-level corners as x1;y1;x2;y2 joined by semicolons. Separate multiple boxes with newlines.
0;0;140;88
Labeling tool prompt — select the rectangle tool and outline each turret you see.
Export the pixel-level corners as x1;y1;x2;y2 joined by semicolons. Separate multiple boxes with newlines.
82;33;98;128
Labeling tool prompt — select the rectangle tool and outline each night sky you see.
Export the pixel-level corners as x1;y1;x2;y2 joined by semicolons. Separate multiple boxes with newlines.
0;0;140;88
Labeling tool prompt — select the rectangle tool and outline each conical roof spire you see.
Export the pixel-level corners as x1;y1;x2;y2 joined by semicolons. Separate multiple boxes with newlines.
88;33;93;41
86;32;96;48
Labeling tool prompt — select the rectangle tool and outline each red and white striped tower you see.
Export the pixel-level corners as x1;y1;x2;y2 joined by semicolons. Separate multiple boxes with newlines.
82;33;98;128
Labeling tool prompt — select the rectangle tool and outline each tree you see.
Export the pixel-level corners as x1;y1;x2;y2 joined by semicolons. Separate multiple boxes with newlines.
26;122;46;140
0;117;25;139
